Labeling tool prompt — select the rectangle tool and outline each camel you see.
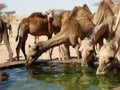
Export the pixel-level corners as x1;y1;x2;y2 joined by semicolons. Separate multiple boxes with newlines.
53;10;71;28
95;39;118;75
0;18;13;61
26;5;94;67
15;11;56;61
28;12;48;44
28;12;47;19
25;11;69;59
79;0;115;66
54;4;94;60
95;6;120;75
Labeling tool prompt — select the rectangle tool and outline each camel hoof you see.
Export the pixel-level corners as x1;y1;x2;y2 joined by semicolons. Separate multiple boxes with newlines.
7;59;14;62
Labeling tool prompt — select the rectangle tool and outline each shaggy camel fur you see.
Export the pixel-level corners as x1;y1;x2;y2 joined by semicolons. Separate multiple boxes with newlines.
0;18;13;61
16;11;56;61
96;6;120;75
96;39;118;75
26;5;94;66
79;0;115;66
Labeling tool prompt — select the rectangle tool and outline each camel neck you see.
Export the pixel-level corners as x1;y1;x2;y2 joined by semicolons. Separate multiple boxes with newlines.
37;32;68;55
48;18;54;35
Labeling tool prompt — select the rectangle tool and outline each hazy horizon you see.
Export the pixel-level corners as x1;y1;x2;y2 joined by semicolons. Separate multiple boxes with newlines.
0;0;99;15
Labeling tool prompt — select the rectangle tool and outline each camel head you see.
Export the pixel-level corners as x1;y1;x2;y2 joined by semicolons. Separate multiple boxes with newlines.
79;38;94;66
70;5;93;22
53;11;71;27
26;44;41;67
46;10;54;19
96;39;118;75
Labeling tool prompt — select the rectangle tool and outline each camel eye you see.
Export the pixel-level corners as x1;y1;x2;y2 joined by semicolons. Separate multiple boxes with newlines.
31;55;35;59
90;50;94;53
108;57;114;61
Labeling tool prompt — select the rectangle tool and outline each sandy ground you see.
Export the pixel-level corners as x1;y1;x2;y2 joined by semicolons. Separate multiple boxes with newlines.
0;22;77;64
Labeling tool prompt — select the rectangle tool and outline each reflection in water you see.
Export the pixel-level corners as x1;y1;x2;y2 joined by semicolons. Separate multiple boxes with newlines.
0;63;120;90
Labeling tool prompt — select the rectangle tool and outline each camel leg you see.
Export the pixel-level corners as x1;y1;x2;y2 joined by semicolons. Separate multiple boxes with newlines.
58;44;66;60
21;38;27;60
47;35;53;60
16;37;23;61
61;44;70;60
75;44;81;59
48;48;53;60
0;35;2;43
58;45;63;60
9;30;13;37
3;31;13;61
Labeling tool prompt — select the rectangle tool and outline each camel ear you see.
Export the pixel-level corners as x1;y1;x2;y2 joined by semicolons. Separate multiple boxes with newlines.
114;41;118;50
78;38;81;43
103;38;107;44
95;43;100;55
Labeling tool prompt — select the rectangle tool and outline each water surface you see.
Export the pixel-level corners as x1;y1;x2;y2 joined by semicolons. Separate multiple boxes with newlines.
0;63;120;90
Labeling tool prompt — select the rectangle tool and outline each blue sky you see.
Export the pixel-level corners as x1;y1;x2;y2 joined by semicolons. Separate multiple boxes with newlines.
0;0;99;15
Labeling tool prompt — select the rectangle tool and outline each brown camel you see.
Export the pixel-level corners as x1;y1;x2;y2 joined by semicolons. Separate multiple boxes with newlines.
79;0;115;66
30;11;69;58
16;11;55;61
53;4;94;60
26;5;94;67
0;18;13;61
28;12;48;44
28;12;50;44
28;12;47;19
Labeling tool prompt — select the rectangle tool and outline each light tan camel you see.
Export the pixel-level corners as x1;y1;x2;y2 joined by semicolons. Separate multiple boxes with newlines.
26;5;94;67
95;39;118;75
0;18;13;61
95;6;120;75
15;11;56;61
79;0;115;66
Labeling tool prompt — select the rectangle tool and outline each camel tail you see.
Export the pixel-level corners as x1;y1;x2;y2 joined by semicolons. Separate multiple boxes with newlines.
16;23;21;42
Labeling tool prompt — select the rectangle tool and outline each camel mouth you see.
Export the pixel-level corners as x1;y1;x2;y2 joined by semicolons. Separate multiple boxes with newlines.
96;71;106;75
25;58;35;68
96;66;107;75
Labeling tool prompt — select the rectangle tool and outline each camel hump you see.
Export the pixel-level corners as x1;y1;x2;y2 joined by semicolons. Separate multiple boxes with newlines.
28;12;47;19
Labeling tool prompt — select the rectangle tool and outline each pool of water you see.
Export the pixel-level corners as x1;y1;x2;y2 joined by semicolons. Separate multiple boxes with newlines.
0;63;120;90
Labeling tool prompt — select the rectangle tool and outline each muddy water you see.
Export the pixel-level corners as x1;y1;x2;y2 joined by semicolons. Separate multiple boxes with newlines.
0;63;120;90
